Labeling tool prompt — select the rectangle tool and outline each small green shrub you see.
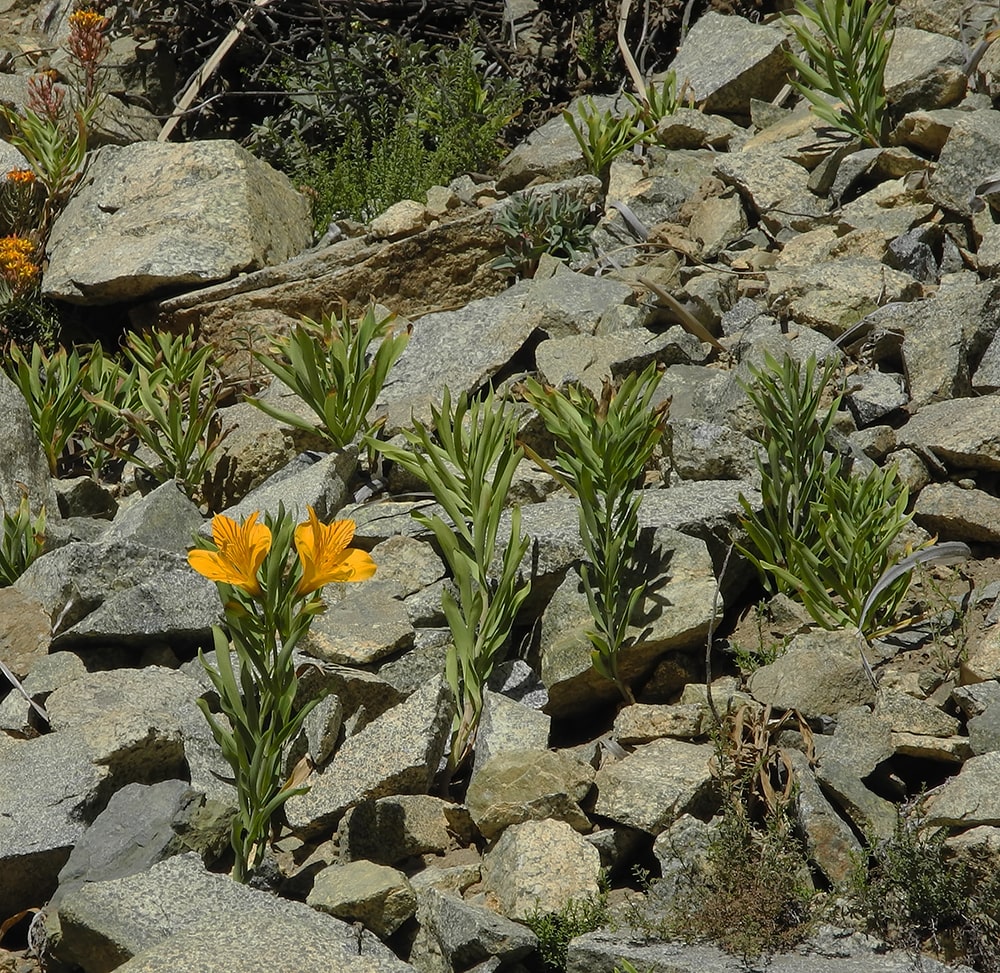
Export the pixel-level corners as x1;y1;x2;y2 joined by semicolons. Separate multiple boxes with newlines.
250;30;522;229
738;353;913;636
524;890;610;971
783;0;893;146
249;304;410;460
6;341;92;476
111;328;226;502
0;489;45;586
849;798;1000;969
492;190;594;279
375;388;531;780
562;97;653;184
78;340;139;479
522;365;668;703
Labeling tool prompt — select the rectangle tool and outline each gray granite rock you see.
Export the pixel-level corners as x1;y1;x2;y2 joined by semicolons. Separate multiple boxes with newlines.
472;690;551;779
884;27;966;115
967;702;1000;756
0;369;57;518
929;109;1000;217
814;756;897;842
338;795;474;865
748;630;875;717
902;396;1000;470
103;480;204;552
668;12;788;116
592;738;714;835
926;751;1000;827
466;748;594;840
913;482;1000;543
44;140;311;304
113;911;416;973
49;853;404;973
308;860;417;938
814;706;893;778
418;887;537;970
480;818;602;919
285;675;454;836
844;369;909;427
613;702;705;743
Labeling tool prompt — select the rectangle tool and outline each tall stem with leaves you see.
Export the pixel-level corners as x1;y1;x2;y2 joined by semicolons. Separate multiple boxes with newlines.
375;389;531;779
783;0;893;146
250;304;410;462
189;506;375;881
522;364;668;704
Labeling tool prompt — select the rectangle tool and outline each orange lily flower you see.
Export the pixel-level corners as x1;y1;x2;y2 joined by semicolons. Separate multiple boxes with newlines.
294;507;376;595
188;511;272;596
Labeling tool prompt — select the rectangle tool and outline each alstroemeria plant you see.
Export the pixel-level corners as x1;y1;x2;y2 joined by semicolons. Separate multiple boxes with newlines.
189;504;375;882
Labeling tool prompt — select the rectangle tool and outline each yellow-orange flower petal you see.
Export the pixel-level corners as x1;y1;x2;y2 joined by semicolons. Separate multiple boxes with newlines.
294;507;376;595
188;511;271;596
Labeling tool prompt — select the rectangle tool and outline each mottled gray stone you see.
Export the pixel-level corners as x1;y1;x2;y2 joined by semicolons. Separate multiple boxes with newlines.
914;483;1000;543
967;701;1000;755
466;748;594;839
787;748;863;885
285;675;454;835
0;649;84;729
926;751;1000;827
538;528;719;716
902;395;1000;470
419;887;537;970
44;140;311;304
814;706;893;778
0;719;186;921
669;418;760;481
308;861;416;938
369;535;445;597
592;738;714;835
54;476;118;520
472;690;551;780
668;12;788;115
566;925;975;973
875;688;961;737
884;27;966;115
103;480;203;552
113;912;416;973
481;819;602;919
495;106;590;192
338;795;474;865
929;109;1000;217
217;447;358;529
613;703;705;744
303;581;414;665
50;853;403;973
952;681;1000;719
655;107;746;151
715;147;811;216
14;539;219;649
845;369;909;427
815;757;897;842
884;225;940;284
748;630;875;717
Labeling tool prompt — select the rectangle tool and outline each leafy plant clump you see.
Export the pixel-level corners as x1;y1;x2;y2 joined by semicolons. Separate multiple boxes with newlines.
524;890;610;972
522;365;669;703
849;799;1000;970
249;304;410;461
738;353;913;636
0;490;45;586
250;30;523;230
492;190;595;279
783;0;894;146
375;388;531;782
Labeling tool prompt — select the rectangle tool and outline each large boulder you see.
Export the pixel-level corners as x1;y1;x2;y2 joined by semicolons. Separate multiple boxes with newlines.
43;140;312;304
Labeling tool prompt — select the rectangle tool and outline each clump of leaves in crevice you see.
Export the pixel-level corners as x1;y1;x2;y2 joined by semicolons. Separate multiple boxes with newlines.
524;887;611;972
848;798;1000;971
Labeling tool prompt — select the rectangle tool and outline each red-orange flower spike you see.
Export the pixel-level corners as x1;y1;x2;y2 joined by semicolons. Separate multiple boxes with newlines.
188;512;271;597
294;507;376;595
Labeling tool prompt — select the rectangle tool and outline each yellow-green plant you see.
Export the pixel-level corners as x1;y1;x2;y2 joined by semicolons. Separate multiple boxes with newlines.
250;304;410;459
0;489;45;586
375;388;531;779
78;340;138;479
522;364;669;704
189;505;375;881
112;329;226;501
738;353;913;635
783;0;893;146
6;341;92;475
562;97;654;185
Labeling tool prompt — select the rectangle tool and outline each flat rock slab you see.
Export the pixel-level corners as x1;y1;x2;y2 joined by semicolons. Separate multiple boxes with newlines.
50;853;406;973
901;396;1000;470
44;139;312;304
929;109;1000;217
668;11;788;116
913;482;1000;543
